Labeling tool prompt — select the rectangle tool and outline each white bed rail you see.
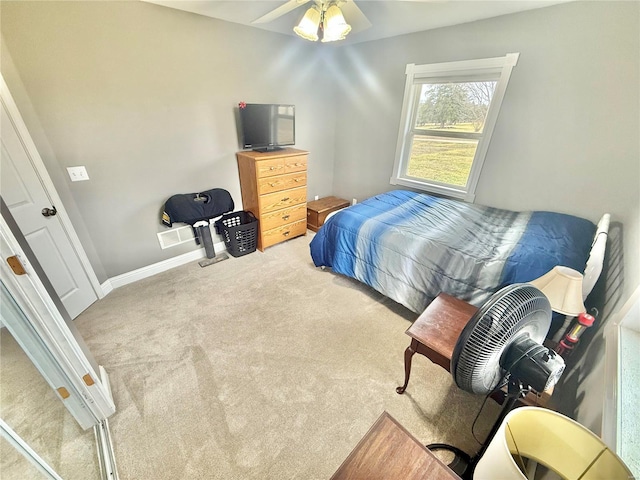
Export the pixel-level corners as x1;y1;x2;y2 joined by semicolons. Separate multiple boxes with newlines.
583;213;610;300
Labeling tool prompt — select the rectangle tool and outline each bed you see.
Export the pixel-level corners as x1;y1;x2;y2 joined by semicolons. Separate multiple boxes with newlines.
310;190;607;315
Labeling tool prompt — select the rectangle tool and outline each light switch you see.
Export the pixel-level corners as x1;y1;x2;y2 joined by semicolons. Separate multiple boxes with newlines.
67;166;90;182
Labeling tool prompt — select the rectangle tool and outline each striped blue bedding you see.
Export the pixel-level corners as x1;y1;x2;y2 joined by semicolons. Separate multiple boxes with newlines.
309;190;595;314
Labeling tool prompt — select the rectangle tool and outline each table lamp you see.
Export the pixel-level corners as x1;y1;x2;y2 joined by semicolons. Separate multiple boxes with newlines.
529;266;586;316
530;266;587;344
474;406;633;479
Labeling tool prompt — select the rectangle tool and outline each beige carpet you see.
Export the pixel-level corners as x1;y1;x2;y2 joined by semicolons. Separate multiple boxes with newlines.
4;233;498;479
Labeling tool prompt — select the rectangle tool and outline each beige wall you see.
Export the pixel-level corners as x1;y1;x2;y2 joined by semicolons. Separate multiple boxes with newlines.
1;1;338;279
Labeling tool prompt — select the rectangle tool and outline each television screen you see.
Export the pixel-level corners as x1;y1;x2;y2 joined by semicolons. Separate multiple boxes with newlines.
239;104;295;151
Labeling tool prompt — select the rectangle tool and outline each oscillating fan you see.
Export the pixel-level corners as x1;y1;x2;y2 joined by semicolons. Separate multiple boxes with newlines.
428;284;566;478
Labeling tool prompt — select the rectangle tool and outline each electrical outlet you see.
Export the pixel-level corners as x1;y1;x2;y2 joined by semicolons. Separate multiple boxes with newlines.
352;198;357;205
314;195;319;201
67;166;90;182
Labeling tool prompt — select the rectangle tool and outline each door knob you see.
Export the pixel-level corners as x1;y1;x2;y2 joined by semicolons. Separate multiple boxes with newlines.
41;206;57;217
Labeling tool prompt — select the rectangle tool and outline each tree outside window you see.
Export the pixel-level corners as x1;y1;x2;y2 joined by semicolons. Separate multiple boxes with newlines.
409;81;496;187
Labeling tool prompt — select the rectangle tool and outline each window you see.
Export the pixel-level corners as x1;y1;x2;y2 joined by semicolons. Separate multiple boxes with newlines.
391;54;519;202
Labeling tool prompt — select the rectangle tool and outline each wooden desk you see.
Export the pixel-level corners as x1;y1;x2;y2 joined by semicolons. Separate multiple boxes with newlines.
396;293;552;407
330;412;460;480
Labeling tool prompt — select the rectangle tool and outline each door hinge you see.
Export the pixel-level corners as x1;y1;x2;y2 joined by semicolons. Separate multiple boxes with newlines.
6;256;26;275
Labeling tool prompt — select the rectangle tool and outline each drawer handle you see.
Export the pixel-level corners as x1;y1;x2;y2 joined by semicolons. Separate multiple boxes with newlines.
281;197;290;202
282;215;290;220
283;231;290;237
269;166;276;170
270;183;278;187
294;179;301;182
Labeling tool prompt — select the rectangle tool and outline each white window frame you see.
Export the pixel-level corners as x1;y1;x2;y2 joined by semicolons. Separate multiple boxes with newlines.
390;53;519;202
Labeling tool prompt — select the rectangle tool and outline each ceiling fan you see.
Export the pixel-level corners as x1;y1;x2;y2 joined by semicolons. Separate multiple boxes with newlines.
252;0;372;42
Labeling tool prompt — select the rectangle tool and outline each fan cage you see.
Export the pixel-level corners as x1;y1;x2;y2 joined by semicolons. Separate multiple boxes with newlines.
452;284;552;395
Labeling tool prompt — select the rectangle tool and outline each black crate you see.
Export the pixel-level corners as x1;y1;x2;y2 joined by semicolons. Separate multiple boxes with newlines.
214;211;258;257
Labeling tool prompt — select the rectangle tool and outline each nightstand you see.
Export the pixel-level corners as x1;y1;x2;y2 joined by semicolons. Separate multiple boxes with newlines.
307;196;350;232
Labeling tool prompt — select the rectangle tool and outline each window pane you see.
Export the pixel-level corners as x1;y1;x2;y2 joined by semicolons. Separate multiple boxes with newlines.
407;136;478;187
415;81;497;133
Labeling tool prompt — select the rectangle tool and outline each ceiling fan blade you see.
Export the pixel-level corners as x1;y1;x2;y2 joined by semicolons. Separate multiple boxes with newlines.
252;0;311;24
340;0;372;32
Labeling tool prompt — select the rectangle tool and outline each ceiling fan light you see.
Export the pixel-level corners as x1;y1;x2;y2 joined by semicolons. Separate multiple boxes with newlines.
293;6;321;42
321;4;351;43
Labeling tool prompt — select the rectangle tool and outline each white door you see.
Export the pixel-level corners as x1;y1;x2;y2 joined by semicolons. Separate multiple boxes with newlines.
0;85;98;318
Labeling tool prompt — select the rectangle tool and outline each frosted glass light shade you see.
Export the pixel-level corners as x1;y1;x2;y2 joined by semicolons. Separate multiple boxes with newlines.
321;5;351;42
530;266;586;316
474;407;633;479
293;6;321;41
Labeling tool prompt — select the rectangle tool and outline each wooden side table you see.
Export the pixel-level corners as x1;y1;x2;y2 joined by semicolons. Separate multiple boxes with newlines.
306;196;350;232
396;293;476;394
396;293;553;407
330;412;460;480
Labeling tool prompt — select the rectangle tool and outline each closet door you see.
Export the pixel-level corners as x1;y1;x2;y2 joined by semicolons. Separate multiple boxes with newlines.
1;212;118;479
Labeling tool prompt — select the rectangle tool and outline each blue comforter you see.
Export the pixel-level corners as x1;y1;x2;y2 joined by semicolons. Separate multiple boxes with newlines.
310;190;595;313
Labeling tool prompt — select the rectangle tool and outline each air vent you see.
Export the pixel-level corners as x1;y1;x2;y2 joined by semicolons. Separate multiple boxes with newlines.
157;225;195;249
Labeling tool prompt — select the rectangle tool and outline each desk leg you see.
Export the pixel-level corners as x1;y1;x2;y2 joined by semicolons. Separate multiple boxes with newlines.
396;339;418;394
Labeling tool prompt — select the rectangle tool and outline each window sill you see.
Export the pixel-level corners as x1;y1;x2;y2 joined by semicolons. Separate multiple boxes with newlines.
390;176;475;203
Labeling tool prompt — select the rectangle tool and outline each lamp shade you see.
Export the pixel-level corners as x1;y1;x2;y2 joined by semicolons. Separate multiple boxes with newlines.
293;6;321;41
530;266;586;316
321;5;351;42
474;407;633;479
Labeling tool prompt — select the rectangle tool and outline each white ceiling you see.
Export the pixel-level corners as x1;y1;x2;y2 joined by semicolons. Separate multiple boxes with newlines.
142;0;572;45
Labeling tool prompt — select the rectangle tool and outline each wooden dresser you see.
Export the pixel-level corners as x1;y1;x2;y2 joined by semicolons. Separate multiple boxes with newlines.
236;148;308;251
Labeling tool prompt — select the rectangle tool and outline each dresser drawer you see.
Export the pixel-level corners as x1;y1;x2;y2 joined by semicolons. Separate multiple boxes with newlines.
260;204;307;231
256;158;285;178
284;155;307;173
257;171;307;195
259;187;307;214
261;219;307;249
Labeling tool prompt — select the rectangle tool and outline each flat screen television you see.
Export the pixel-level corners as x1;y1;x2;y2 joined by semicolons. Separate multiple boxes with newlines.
239;103;295;152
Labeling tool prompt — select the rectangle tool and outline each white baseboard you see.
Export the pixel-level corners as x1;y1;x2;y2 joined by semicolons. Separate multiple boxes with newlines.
101;242;225;292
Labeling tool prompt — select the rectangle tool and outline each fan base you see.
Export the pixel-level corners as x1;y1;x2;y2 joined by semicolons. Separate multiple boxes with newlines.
198;253;229;267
